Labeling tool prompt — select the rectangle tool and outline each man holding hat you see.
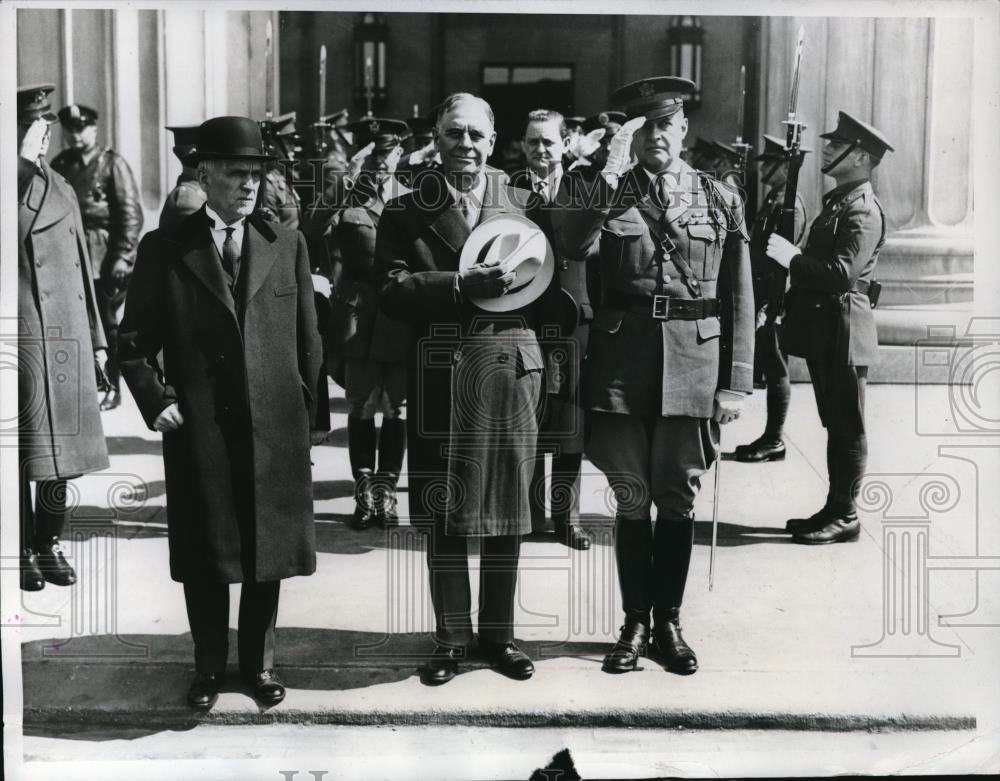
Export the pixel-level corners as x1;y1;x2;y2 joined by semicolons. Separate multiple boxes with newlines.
375;93;563;685
17;83;110;591
328;117;413;530
733;134;809;464
118;116;325;709
159;124;207;229
766;111;893;545
51;103;143;412
554;76;754;676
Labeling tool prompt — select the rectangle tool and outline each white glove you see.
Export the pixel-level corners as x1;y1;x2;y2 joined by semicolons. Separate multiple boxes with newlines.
18;118;48;163
572;128;606;160
766;234;800;269
311;274;332;298
603;116;646;177
407;141;435;167
153;402;185;433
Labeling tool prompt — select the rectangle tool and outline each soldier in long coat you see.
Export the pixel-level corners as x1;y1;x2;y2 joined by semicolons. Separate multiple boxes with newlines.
329;118;412;529
766;111;893;545
375;94;563;686
118;116;324;710
554;77;754;677
17;84;110;592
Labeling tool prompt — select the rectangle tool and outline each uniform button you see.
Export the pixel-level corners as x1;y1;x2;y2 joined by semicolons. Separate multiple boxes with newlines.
69;227;75;235
36;261;42;268
454;351;462;362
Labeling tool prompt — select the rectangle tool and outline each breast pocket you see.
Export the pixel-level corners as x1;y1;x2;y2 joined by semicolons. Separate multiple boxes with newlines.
600;219;645;276
686;221;720;280
274;283;298;297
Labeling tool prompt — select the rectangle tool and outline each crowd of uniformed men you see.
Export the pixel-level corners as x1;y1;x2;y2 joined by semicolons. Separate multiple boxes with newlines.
17;69;892;707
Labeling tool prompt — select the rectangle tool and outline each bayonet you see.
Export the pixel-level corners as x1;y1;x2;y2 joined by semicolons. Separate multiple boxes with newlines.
264;19;274;121
318;45;327;118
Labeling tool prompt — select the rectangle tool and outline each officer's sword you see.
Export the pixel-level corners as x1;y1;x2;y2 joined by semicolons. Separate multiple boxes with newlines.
709;429;721;591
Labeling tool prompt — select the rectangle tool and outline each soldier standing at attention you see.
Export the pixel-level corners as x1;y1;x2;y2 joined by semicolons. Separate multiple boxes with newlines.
51;103;144;412
159;124;207;229
554;77;754;676
734;134;809;463
766;112;892;545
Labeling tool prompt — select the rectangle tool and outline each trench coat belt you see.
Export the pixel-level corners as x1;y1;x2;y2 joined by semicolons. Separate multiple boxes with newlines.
603;290;721;321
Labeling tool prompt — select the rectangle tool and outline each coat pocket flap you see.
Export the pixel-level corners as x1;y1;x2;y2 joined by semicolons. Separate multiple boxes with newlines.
516;341;546;372
339;210;374;228
592;307;625;334
696;316;721;341
274;283;298;297
602;219;646;238
687;223;718;242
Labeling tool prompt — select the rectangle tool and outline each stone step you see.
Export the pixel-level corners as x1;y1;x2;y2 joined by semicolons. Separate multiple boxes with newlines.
878;277;973;307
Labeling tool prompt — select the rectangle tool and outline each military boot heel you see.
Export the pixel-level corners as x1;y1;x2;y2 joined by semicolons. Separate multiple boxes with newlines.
653;608;698;675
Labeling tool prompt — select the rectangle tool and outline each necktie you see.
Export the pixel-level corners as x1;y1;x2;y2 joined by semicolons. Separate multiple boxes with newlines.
534;178;548;203
460;194;476;229
221;226;240;286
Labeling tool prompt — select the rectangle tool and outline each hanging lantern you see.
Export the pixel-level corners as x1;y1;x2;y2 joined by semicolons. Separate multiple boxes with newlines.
666;15;703;108
354;12;388;114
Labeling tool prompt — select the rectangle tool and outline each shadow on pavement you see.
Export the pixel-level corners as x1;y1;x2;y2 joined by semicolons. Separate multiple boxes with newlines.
105;436;164;457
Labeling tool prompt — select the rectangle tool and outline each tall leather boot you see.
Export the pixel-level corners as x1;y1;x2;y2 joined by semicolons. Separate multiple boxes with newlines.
527;452;549;533
34;479;76;586
348;417;377;530
795;433;865;545
20;476;44;591
602;516;652;673
374;417;406;527
652;515;697;674
550;452;590;550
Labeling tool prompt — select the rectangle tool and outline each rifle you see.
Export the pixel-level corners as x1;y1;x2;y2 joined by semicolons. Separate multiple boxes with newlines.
312;45;330;158
731;65;753;188
765;25;807;329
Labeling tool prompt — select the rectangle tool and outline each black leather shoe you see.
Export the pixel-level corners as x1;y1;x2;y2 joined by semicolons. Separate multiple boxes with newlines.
373;476;400;528
35;538;77;586
187;671;223;709
244;669;286;705
734;436;786;462
99;388;121;411
602;623;649;673
785;508;834;533
351;473;376;530
479;639;534;680
793;515;860;545
20;551;45;592
652;609;698;675
421;645;462;686
554;521;591;550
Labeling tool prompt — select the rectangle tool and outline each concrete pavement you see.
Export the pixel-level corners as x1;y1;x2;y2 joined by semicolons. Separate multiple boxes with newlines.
9;378;1000;772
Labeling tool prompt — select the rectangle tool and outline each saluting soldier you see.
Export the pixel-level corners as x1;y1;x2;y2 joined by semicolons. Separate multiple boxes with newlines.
766;112;892;545
554;77;754;676
51;103;144;412
734;134;809;463
330;118;413;529
159;124;207;229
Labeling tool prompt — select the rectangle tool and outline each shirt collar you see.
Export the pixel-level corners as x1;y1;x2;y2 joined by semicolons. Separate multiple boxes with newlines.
205;204;245;230
443;172;487;207
824;178;869;204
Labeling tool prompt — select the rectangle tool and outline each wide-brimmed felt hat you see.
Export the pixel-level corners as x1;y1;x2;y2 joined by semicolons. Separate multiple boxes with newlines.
188;116;276;163
458;214;555;312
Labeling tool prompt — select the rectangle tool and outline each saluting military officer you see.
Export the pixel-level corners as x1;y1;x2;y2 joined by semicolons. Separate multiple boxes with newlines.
330;118;413;529
766;112;892;545
734;134;809;463
554;77;754;676
160;125;207;229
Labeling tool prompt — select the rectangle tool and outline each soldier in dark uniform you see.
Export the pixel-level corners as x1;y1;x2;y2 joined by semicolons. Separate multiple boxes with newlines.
159;124;207;229
685;138;719;172
577;110;626;176
555;77;754;676
331;118;413;529
734;135;809;463
510;109;592;550
765;111;893;545
398;113;441;186
51;103;144;412
258;111;302;230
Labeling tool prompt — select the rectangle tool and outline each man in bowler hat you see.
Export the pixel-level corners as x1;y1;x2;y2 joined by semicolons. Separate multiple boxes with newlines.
766;111;893;545
119;116;325;709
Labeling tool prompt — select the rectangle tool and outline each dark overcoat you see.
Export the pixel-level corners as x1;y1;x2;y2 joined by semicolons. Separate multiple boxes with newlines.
118;206;322;583
18;158;109;481
782;179;885;366
374;168;563;536
554;162;755;418
327;179;413;365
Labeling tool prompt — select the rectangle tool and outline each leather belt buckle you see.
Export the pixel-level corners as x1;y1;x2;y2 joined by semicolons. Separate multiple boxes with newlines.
652;295;671;320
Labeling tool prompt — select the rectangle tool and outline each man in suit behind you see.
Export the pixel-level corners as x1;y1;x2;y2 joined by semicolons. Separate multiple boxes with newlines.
119;116;325;710
375;93;563;686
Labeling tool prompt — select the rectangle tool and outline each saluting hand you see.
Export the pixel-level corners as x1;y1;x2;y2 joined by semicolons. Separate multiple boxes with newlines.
348;142;376;179
18;118;48;163
603;116;646;177
766;234;800;269
153;402;185;432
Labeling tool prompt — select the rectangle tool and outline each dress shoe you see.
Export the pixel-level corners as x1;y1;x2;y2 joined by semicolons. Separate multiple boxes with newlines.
421;644;463;686
793;514;860;545
350;473;376;530
785;508;834;533
479;639;534;680
20;551;45;592
187;671;223;709
373;475;400;528
34;538;77;586
652;609;698;675
244;669;286;705
554;521;591;550
601;622;649;673
734;436;786;463
99;388;121;411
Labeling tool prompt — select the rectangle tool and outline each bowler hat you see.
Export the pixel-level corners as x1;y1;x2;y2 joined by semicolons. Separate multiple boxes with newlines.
189;116;276;163
458;214;555;312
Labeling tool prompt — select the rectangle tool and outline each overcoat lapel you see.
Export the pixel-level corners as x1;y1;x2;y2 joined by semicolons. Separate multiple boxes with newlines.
423;173;470;257
178;207;237;316
242;215;279;307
